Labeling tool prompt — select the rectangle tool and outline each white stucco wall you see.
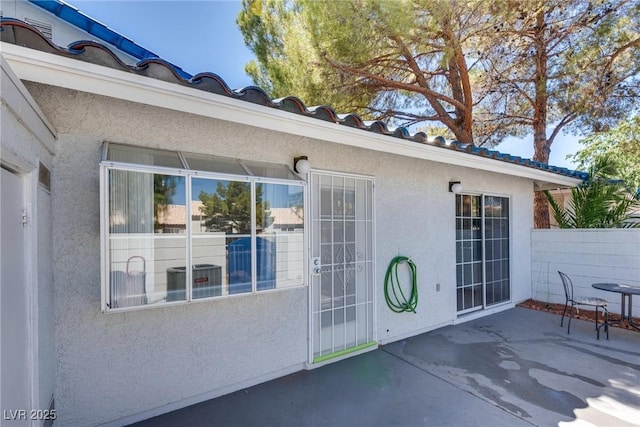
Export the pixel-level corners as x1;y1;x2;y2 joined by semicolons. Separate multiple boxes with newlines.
1;60;56;416
376;151;534;341
532;229;640;315
25;83;535;426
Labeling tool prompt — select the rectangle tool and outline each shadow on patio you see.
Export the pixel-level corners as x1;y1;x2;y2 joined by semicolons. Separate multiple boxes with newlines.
132;308;639;427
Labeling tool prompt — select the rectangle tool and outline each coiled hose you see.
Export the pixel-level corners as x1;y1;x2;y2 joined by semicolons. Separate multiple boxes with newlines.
384;256;418;313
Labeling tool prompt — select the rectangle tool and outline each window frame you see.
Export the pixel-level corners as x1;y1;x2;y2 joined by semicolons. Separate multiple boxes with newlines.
100;150;307;313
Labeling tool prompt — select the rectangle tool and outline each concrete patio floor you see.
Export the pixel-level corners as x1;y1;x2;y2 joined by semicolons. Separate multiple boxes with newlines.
132;308;639;427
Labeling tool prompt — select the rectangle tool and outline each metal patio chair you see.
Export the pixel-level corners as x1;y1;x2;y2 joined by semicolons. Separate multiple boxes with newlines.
558;271;609;340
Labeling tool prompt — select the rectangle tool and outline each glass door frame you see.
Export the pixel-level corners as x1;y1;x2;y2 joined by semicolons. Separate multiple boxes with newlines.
455;191;512;315
455;192;484;314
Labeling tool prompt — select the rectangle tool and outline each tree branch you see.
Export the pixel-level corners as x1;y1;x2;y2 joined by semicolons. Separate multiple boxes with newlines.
548;113;577;145
320;54;467;111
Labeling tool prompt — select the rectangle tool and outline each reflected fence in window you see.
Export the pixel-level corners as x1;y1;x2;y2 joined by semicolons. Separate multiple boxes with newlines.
108;230;305;309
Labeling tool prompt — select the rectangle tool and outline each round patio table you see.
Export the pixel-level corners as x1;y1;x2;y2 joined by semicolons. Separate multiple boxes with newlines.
592;283;640;331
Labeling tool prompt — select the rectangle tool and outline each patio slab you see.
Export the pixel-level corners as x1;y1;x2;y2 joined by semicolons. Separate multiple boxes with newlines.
131;308;639;426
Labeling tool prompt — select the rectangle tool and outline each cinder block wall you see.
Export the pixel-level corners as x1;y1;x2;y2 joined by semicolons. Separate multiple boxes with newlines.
531;229;640;315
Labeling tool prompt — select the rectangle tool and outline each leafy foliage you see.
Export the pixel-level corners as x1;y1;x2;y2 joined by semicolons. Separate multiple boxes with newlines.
544;156;640;228
238;0;640;150
153;175;176;229
238;0;640;228
490;0;640;228
199;182;270;234
239;0;506;144
570;115;640;190
486;1;640;157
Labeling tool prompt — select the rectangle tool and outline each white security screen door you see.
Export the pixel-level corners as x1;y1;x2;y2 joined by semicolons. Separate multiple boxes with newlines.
310;172;375;363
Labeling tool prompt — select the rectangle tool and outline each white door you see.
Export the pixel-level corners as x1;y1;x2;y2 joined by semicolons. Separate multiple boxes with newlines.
310;172;375;363
1;167;31;424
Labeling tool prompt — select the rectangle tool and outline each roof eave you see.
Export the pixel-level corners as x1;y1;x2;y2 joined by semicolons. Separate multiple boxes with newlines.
0;43;582;189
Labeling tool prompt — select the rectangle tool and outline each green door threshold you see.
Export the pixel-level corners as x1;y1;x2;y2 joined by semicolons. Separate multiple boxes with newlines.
313;341;377;364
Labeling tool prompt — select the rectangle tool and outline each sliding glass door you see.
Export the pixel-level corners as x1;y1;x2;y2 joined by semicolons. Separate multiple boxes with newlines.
455;194;510;313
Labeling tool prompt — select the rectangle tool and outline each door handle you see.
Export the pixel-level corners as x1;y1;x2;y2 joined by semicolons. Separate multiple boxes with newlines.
311;257;321;275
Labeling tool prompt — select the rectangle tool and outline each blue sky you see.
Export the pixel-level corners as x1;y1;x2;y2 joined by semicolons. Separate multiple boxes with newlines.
71;0;254;88
69;0;583;169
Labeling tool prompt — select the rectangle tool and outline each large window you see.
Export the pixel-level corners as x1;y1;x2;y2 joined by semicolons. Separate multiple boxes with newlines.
101;144;305;312
455;194;510;313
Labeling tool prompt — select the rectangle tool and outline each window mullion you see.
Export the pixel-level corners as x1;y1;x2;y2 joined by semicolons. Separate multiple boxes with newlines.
481;195;486;309
251;180;257;293
186;175;193;301
100;165;108;311
342;179;347;350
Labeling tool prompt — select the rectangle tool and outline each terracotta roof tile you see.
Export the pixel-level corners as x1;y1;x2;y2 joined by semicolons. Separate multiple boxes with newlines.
0;18;589;181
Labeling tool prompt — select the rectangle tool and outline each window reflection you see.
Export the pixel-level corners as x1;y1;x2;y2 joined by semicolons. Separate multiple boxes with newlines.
258;183;304;290
106;168;305;311
193;178;252;296
108;171;187;308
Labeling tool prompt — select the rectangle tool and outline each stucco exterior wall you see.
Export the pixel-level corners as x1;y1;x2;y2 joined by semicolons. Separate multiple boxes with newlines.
26;83;535;426
374;149;534;340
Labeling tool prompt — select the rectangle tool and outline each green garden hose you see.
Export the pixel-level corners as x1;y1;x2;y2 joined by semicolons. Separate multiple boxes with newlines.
384;256;418;313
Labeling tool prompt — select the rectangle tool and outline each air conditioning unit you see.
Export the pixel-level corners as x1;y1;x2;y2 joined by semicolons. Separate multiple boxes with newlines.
166;264;222;301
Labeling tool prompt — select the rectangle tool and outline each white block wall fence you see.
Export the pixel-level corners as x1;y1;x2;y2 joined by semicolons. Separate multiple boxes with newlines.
531;229;640;317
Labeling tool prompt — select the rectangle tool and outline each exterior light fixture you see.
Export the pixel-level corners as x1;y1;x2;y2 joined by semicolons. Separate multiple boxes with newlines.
294;156;311;175
449;181;463;193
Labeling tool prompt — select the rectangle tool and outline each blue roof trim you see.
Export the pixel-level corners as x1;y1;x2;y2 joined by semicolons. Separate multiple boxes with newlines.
0;18;589;182
28;0;192;79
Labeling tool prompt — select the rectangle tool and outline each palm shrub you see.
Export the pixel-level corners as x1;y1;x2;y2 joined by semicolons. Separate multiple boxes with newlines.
544;156;640;228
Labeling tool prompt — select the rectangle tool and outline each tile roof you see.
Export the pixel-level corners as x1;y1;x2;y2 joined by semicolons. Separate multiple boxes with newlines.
0;18;589;181
266;208;304;227
28;0;190;78
157;201;205;227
